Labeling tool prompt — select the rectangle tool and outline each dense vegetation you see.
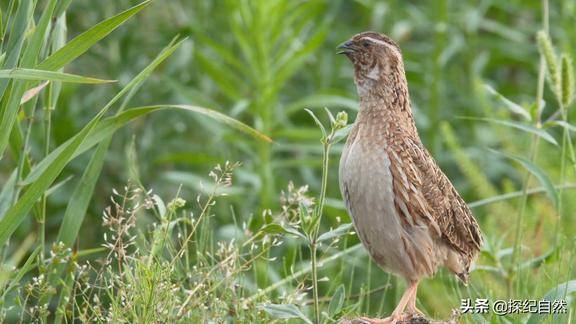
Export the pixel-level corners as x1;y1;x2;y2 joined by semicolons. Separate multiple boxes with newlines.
0;0;574;322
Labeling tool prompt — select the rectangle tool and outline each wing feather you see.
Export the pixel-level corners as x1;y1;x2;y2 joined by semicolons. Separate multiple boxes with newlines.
387;134;483;258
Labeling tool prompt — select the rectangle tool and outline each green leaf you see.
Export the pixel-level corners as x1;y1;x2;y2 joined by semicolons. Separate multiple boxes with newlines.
45;175;73;197
483;84;531;120
54;266;75;324
489;149;558;207
281;224;308;241
526;280;576;324
54;0;73;18
328;284;345;317
0;68;114;83
36;0;151;71
332;124;353;145
259;223;287;235
461;117;558;146
518;247;558;270
298;201;311;229
195;51;243;100
0;93;109;247
261;303;313;324
324;107;336;125
159;105;272;143
305;108;327;139
0;171;16;217
55;137;111;248
23;104;272;185
317;223;353;243
547;120;576;132
76;247;106;258
0;246;40;296
467;184;576;209
20;0;57;68
0;0;35;97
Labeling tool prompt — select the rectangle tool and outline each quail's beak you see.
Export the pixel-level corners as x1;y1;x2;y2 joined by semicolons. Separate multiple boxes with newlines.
337;40;356;55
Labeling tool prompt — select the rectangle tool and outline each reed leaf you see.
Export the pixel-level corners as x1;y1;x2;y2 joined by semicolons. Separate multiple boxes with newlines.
489;149;558;207
0;68;114;83
36;0;151;71
460;117;558;146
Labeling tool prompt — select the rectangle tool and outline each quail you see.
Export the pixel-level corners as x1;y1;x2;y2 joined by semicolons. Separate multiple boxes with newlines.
337;32;483;323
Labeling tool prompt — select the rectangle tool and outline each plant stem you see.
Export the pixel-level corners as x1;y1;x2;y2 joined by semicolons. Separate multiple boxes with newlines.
428;0;447;155
509;0;549;297
310;134;332;324
554;101;567;243
310;242;320;324
313;142;331;238
40;83;54;255
509;135;539;295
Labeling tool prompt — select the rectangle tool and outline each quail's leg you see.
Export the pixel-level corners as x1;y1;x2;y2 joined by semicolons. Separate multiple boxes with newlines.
358;280;418;324
405;280;424;316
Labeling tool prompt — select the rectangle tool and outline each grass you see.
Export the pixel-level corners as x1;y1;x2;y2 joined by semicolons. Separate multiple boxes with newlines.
0;0;575;323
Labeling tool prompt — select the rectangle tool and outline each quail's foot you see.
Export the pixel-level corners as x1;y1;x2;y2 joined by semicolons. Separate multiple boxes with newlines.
355;312;407;324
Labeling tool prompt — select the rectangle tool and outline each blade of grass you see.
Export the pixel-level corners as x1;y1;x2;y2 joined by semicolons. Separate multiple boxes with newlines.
468;183;576;208
20;0;57;68
489;149;558;207
0;171;16;217
36;0;152;71
0;246;40;298
0;97;111;247
55;137;111;247
24;104;271;185
526;280;576;324
54;0;73;18
459;117;558;146
0;68;115;83
0;0;35;97
484;83;532;120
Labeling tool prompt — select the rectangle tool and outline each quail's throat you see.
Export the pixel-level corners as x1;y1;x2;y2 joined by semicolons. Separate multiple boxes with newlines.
355;66;418;137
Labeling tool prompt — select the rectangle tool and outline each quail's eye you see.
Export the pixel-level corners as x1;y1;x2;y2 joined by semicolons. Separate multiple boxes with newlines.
362;40;371;48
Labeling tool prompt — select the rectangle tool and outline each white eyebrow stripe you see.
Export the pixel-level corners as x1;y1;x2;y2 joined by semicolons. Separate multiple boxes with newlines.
360;36;401;56
361;37;390;47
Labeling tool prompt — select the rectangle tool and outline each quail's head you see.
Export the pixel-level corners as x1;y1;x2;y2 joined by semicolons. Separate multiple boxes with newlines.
337;32;403;91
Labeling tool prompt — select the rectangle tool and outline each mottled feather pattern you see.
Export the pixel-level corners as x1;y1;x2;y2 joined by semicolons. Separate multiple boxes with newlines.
389;135;483;259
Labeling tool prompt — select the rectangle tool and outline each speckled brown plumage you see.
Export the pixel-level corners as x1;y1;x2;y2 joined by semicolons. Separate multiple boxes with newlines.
338;32;483;323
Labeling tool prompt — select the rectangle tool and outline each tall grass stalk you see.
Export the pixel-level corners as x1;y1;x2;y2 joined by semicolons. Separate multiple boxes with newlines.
509;0;549;296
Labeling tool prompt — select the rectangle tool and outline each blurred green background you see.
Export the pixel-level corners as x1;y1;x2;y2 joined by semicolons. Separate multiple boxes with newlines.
52;0;574;243
1;0;575;322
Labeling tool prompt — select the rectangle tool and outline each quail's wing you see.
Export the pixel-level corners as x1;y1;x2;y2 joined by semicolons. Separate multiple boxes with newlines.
386;135;483;257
